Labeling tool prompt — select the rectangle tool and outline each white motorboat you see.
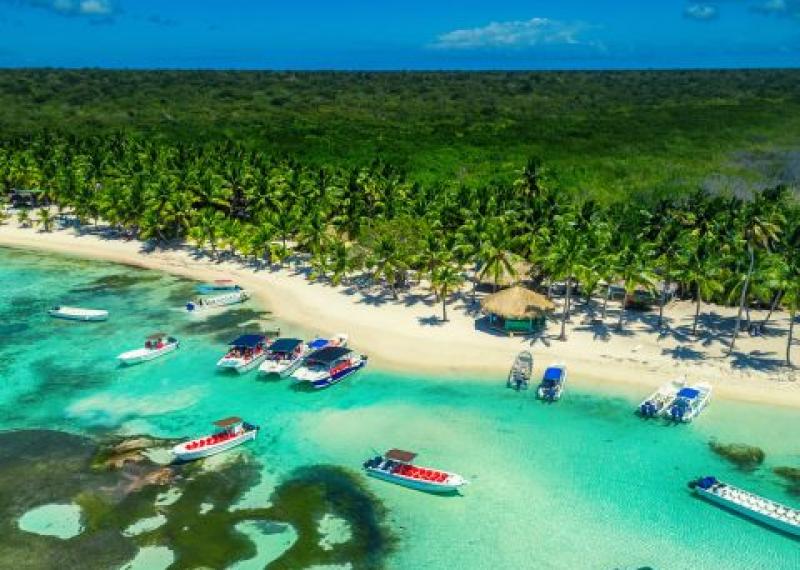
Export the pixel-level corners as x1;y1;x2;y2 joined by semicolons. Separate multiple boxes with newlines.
537;363;567;401
507;351;533;390
172;417;259;462
638;378;686;418
689;476;800;537
117;333;179;365
185;289;249;312
216;334;269;373
363;449;467;494
49;306;108;322
664;382;712;422
291;346;367;389
258;338;308;377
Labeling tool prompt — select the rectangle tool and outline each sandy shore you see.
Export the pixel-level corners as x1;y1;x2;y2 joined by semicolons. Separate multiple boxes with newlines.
2;222;799;409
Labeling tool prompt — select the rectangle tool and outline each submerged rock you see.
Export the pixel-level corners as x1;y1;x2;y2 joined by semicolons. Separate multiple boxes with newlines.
774;466;800;495
708;441;765;470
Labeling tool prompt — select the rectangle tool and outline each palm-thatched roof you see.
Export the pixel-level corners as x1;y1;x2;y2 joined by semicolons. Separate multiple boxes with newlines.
481;285;555;319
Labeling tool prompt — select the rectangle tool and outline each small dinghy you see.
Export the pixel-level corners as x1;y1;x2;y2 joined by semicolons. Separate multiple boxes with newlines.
363;449;467;494
172;417;258;462
537;363;567;402
258;338;309;377
689;476;800;537
507;351;533;390
195;279;242;295
49;306;108;322
186;289;249;312
117;332;179;365
291;346;367;389
217;334;270;373
665;383;712;423
638;378;686;418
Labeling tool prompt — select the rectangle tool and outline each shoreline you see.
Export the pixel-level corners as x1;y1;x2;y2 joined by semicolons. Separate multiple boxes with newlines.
2;223;799;409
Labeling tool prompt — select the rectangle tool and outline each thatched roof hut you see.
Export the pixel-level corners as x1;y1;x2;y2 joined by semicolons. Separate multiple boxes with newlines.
481;285;555;319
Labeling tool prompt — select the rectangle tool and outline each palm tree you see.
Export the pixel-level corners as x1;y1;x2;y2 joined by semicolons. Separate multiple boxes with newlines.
477;218;520;292
784;283;799;367
612;240;658;331
368;234;406;299
431;263;465;322
36;208;55;232
16;209;30;228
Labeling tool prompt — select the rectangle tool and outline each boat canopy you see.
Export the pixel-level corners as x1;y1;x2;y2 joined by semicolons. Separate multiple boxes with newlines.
269;338;303;353
147;332;168;340
543;367;564;381
229;334;266;348
677;388;700;399
385;449;417;463
213;416;243;427
307;346;351;364
307;337;329;350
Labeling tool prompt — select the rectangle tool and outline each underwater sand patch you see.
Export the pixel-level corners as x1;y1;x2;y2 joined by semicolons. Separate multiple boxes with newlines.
17;503;84;539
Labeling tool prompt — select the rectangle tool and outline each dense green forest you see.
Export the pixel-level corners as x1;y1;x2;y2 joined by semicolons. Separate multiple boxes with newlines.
1;69;799;195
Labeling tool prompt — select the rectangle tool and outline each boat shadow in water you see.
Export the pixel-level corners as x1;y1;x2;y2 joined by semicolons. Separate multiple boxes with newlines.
687;493;800;542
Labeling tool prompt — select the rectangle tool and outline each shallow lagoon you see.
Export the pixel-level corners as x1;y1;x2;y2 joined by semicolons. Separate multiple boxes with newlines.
1;247;799;569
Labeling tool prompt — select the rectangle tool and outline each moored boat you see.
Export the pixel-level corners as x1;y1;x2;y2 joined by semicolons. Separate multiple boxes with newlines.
291;346;367;389
638;378;686;418
195;279;242;295
537;363;567;401
305;332;349;352
117;332;179;365
185;289;249;312
258;337;308;377
507;350;533;390
665;382;712;422
217;334;270;373
48;306;109;322
172;417;259;462
363;449;467;494
689;476;800;537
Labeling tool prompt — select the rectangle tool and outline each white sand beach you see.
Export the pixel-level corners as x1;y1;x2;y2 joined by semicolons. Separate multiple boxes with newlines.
2;222;799;408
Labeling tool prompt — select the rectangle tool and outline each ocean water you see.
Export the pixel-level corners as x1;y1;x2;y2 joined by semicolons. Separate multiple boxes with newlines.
1;247;799;569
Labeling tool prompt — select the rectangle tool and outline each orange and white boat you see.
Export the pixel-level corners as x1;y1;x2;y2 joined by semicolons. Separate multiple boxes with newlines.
363;449;467;494
172;417;258;462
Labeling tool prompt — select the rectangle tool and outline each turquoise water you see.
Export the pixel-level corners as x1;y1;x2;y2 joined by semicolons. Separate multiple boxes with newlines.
1;247;799;569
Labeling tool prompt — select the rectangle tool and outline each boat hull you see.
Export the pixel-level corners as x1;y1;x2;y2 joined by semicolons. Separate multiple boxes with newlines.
259;358;303;377
172;429;258;462
118;342;179;365
49;309;108;322
217;353;268;374
365;468;464;494
696;488;800;537
295;358;367;389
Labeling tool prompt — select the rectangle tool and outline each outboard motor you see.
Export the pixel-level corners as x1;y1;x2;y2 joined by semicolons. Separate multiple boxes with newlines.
639;401;656;417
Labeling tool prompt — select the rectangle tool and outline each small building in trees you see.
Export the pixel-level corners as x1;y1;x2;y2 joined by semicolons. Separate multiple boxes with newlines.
9;188;47;208
480;285;555;335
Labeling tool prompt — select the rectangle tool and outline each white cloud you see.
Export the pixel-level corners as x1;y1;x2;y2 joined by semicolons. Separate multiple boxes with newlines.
78;0;112;15
16;0;116;18
684;3;719;20
432;17;590;50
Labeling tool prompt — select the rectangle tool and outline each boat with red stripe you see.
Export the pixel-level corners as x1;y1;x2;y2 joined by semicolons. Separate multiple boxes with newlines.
363;449;467;494
172;417;258;462
291;345;367;389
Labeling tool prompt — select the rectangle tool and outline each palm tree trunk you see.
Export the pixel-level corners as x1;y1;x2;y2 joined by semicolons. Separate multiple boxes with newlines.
617;292;626;331
559;279;572;341
693;285;702;336
762;290;782;329
658;280;668;330
601;287;610;319
729;246;754;354
442;289;448;322
787;307;796;366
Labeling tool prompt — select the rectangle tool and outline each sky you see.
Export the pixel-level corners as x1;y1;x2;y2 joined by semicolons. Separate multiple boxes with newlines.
0;1;798;69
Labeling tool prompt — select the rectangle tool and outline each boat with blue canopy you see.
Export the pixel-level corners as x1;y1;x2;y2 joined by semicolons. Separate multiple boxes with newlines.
689;476;800;537
665;383;712;422
217;334;270;373
537;363;567;401
291;345;367;389
258;337;309;377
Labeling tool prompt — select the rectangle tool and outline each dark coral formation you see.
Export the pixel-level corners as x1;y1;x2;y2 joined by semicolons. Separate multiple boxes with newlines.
1;430;395;569
773;467;800;495
708;440;766;470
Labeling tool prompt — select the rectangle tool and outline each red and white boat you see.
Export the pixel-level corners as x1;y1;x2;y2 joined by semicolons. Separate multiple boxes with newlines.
172;417;258;462
217;334;270;373
363;449;467;494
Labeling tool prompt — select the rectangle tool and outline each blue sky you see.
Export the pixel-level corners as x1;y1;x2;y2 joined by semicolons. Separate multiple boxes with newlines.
0;1;798;69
